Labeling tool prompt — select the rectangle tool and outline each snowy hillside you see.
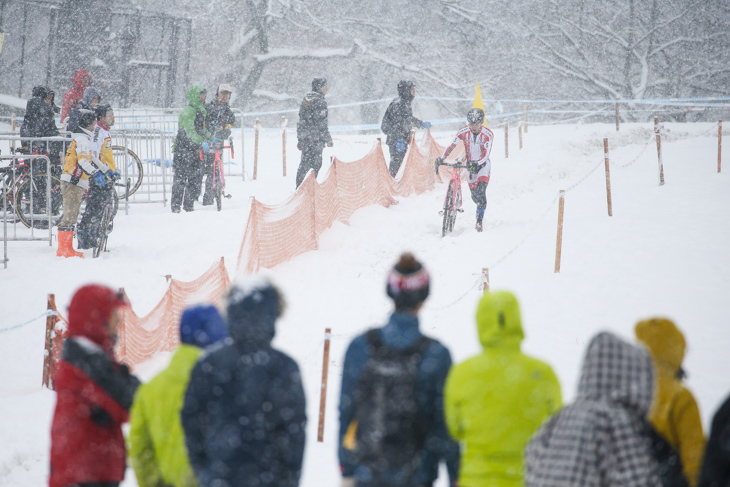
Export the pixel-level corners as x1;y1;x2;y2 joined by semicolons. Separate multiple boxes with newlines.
1;122;729;486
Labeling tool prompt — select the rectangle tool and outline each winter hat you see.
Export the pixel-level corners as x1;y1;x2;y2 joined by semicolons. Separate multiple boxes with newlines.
217;84;232;94
397;80;415;100
95;103;112;120
82;87;101;107
312;78;327;92
179;304;228;349
635;317;686;372
476;290;524;348
67;284;127;352
386;252;430;310
77;109;97;130
225;277;284;346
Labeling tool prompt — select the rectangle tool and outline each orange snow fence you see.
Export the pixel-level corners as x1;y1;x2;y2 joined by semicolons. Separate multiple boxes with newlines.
236;131;462;273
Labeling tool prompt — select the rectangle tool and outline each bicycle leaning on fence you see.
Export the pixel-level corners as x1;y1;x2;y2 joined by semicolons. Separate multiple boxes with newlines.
204;138;234;211
110;145;144;199
435;157;467;237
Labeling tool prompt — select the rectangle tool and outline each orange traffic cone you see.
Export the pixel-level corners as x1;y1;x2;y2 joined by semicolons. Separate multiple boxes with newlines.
56;228;84;258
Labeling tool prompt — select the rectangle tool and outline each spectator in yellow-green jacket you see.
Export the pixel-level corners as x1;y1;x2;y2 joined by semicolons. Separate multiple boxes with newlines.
444;291;562;487
636;317;706;486
128;305;228;487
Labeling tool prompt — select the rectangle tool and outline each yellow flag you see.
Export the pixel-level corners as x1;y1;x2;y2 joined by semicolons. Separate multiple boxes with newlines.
473;83;487;127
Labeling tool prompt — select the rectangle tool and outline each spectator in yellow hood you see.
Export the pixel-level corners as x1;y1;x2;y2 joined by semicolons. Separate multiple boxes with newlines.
636;317;706;486
444;291;562;487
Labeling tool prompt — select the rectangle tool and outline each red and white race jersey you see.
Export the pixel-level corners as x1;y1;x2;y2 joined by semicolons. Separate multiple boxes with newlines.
442;125;494;187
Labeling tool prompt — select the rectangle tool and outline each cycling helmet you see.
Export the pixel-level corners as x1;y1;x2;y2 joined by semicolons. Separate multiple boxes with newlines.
467;108;485;124
77;109;97;129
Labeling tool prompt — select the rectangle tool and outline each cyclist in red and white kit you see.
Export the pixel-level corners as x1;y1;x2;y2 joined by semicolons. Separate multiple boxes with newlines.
436;108;494;232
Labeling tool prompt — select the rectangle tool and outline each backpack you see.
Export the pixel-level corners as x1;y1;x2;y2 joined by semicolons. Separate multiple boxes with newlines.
638;415;690;487
353;329;432;477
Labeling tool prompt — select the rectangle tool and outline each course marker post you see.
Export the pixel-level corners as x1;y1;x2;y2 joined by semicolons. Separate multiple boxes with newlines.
524;105;528;133
654;117;665;186
615;101;620;131
281;116;287;177
504;123;509;158
482;268;490;294
518;124;523;150
717;120;722;173
42;294;56;389
317;328;332;442
604;138;613;217
554;190;565;273
253;118;260;181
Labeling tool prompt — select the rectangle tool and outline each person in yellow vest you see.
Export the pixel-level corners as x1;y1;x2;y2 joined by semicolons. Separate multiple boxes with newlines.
636;318;706;486
128;304;228;487
444;291;562;487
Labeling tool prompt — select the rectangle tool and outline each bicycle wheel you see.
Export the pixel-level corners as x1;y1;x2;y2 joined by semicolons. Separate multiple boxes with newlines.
93;193;118;258
15;173;63;229
442;181;456;237
214;164;223;211
111;146;144;199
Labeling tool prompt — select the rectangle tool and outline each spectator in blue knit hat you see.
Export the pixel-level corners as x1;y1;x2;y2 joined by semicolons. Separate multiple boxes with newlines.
182;277;307;487
128;304;228;487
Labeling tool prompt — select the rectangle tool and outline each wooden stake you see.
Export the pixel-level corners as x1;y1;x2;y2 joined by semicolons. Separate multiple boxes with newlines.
524;105;528;133
654;117;665;186
482;268;490;294
317;328;332;443
518;124;523;150
615;102;620;132
11;113;16;151
504;123;509;159
42;294;56;389
604;138;613;217
282;116;287;177
717;120;722;173
554;190;565;273
253;119;260;181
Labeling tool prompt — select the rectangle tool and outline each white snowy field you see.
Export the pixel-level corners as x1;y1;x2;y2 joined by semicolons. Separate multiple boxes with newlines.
1;121;729;486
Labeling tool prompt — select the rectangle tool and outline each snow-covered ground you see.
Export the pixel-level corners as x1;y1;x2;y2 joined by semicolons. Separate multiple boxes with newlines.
1;122;729;486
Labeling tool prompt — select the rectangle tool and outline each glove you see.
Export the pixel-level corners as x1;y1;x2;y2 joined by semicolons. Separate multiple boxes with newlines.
421;121;432;129
395;139;406;153
434;157;443;174
326;140;333;148
201;141;211;152
108;170;121;181
467;161;479;174
93;171;106;187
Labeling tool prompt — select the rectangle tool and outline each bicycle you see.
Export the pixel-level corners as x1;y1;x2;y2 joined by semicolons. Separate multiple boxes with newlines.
434;157;467;237
92;178;129;258
204;139;234;211
111;146;143;199
0;152;63;229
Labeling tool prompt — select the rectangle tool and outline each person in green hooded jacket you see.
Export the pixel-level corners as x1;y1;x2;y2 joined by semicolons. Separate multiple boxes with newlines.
444;291;562;487
171;86;212;213
128;304;228;487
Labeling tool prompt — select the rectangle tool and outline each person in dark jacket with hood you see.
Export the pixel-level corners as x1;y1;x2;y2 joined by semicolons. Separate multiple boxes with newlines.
172;86;212;213
61;69;92;124
182;277;307;487
698;393;730;487
202;84;235;205
338;252;459;487
525;332;661;487
67;86;102;133
381;81;432;178
49;284;141;487
21;85;60;151
295;77;333;188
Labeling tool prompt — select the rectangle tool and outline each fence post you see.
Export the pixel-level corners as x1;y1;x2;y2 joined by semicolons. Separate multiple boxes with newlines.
253;118;260;181
615;101;620;132
317;328;332;442
504;123;509;158
42;294;56;389
654;117;665;186
11;113;16;151
482;268;490;294
717;120;722;173
524;106;528;133
604;138;613;217
554;190;565;273
518;123;523;150
282;116;287;177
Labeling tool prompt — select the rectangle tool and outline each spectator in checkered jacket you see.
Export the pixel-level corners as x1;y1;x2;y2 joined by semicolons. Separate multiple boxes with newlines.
525;332;662;487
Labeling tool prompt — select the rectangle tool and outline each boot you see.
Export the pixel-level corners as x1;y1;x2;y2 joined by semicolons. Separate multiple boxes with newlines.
56;228;84;258
476;209;484;233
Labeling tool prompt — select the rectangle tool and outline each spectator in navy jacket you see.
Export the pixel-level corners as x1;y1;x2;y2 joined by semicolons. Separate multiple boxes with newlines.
182;277;306;487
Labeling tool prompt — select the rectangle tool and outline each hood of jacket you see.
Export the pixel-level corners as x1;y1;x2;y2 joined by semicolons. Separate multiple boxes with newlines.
82;87;101;107
475;290;524;350
71;69;91;88
301;90;324;107
225;277;282;348
397;80;415;102
67;284;127;354
635;318;685;373
185;86;207;112
31;86;48;99
577;332;654;414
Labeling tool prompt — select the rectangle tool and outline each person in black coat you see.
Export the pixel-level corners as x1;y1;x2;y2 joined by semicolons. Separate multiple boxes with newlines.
698;393;730;487
182;278;307;487
20;86;62;164
295;78;333;188
202;84;236;205
381;80;432;178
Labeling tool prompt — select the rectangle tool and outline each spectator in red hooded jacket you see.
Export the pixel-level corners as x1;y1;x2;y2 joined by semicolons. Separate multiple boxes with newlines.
49;284;140;487
61;69;92;125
